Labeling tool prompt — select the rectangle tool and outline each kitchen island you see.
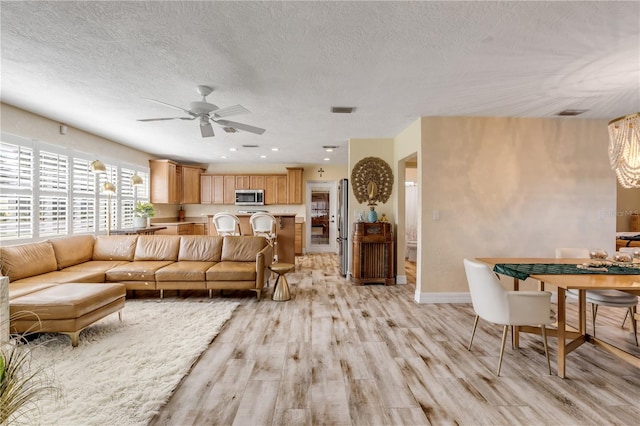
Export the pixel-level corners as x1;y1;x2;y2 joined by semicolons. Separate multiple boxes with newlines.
208;213;297;264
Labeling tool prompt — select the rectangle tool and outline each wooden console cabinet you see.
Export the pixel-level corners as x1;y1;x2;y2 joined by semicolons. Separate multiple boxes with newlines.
351;222;394;285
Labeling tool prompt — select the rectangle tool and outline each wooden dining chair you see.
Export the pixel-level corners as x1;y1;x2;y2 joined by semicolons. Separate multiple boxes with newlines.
464;259;554;376
556;247;638;345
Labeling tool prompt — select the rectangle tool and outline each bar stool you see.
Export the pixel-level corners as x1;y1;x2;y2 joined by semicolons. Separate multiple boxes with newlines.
250;212;278;261
212;212;241;236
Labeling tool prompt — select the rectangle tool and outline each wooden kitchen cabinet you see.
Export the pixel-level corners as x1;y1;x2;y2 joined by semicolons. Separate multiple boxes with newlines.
223;176;236;204
276;175;288;204
180;165;202;204
200;175;212;204
264;175;288;205
295;222;304;255
250;175;265;190
149;160;178;204
201;175;225;204
155;223;194;235
235;176;250;189
286;167;304;204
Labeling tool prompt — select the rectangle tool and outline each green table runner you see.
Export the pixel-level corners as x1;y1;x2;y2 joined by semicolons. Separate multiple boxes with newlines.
493;263;640;281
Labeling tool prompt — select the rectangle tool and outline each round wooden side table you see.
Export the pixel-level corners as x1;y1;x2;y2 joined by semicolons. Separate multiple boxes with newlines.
269;263;295;301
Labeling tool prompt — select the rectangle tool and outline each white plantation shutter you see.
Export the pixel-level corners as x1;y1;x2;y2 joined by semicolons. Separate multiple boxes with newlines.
0;142;33;190
98;164;118;232
38;149;69;237
73;197;96;233
0;142;34;239
39;150;68;192
120;168;134;228
1;132;149;242
72;158;96;233
39;196;68;237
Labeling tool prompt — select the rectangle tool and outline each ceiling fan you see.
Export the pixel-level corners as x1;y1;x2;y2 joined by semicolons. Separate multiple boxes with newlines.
137;85;266;138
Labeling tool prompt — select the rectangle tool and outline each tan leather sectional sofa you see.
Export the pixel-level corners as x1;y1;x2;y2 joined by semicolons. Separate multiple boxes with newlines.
1;234;273;300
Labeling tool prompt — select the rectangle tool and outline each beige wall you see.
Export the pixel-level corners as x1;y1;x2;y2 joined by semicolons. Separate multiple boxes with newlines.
416;116;616;302
616;182;640;231
347;138;395;278
393;118;422;282
1;103;152;166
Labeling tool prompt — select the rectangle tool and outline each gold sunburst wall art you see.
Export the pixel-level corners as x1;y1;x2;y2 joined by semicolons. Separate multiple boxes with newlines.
351;156;394;206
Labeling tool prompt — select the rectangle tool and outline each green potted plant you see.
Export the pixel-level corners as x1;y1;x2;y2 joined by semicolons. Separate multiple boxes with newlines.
133;201;155;228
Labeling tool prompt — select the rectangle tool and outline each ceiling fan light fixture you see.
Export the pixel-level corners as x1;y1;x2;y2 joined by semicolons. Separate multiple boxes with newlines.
331;106;355;114
556;109;588;116
223;127;238;133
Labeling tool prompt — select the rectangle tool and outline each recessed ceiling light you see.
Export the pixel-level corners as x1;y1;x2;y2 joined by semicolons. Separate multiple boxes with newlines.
260;155;267;159
556;109;589;116
331;107;355;114
271;147;279;151
324;157;330;161
325;148;334;152
229;148;237;152
220;155;227;159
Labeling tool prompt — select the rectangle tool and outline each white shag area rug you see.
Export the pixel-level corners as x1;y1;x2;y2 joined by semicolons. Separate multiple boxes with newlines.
27;299;239;426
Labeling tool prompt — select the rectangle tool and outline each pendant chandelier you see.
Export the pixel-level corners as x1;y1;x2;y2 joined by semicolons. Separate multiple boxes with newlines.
608;112;640;188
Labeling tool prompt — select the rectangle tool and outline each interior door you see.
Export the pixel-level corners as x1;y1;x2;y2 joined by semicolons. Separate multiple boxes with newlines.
306;181;337;253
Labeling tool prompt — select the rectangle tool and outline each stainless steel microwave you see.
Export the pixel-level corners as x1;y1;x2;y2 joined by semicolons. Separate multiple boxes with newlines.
235;189;264;205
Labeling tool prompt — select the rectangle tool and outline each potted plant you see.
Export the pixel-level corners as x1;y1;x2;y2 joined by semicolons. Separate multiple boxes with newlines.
133;201;155;228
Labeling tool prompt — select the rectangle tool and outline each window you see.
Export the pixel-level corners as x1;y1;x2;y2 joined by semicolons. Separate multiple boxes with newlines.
0;132;149;244
39;148;69;237
0;141;33;239
72;158;96;233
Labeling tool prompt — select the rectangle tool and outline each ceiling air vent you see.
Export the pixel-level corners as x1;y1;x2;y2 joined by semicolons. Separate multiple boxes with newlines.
556;109;588;116
331;106;355;114
241;144;260;148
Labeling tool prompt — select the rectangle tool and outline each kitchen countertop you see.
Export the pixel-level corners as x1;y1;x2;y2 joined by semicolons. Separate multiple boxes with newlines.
151;221;198;226
206;213;297;217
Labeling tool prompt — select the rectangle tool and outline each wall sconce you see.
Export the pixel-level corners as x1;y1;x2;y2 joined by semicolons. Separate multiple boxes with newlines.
609;112;640;188
101;182;116;236
90;160;106;173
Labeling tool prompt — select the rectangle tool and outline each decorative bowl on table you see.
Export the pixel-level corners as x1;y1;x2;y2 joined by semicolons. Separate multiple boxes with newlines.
614;251;633;263
589;248;608;260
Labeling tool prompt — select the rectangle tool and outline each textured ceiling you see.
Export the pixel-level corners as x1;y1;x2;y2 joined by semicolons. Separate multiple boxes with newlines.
1;1;639;165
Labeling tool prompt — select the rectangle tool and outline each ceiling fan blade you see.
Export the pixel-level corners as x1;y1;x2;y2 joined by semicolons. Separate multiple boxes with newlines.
214;119;266;135
211;104;250;118
142;98;194;115
137;117;195;122
200;121;215;138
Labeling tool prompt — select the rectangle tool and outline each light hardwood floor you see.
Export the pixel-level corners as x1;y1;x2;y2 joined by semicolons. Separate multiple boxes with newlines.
150;254;640;426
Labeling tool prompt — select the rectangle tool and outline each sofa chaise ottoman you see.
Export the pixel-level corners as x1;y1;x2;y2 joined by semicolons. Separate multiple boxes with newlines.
9;283;126;346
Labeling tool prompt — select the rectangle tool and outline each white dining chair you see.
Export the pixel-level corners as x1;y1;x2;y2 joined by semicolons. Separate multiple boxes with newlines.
556;247;638;345
464;258;554;376
212;212;241;237
249;212;278;261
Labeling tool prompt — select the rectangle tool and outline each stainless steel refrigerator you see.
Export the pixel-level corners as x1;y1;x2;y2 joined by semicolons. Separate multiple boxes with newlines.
337;178;349;276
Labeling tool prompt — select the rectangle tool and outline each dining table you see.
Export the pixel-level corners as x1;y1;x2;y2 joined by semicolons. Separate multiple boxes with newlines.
477;257;640;378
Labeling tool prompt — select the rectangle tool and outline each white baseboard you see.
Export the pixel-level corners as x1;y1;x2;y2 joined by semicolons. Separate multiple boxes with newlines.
395;275;407;285
414;291;472;304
